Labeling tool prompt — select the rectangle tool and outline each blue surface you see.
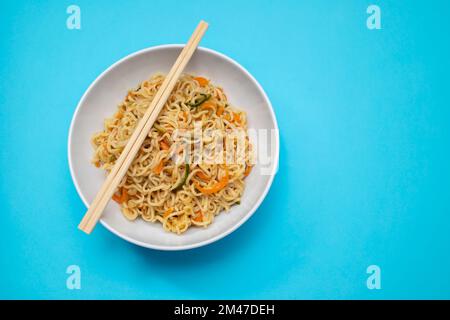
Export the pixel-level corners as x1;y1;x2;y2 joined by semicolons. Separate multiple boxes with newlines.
1;0;450;299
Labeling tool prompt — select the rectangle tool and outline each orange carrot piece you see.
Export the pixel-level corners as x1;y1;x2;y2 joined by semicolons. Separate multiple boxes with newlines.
112;188;128;204
201;101;216;113
112;193;121;203
193;211;203;222
196;171;210;181
163;207;174;218
153;160;165;174
120;188;128;203
233;113;241;124
195;167;229;195
244;165;253;177
193;76;209;87
160;140;170;151
216;105;224;116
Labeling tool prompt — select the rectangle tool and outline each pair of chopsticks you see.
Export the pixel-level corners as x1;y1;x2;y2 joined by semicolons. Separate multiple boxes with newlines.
78;20;209;234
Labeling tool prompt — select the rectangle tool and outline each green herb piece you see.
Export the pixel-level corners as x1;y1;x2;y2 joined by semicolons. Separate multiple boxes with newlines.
189;94;210;108
174;164;190;191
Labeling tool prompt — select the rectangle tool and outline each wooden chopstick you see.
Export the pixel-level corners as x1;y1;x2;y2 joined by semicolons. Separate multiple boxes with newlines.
78;21;207;232
78;21;208;233
78;20;209;234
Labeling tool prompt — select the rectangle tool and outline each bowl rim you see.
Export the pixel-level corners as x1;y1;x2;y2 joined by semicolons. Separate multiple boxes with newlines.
67;44;279;250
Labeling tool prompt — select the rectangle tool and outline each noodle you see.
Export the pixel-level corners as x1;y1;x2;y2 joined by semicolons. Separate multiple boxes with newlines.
91;74;252;234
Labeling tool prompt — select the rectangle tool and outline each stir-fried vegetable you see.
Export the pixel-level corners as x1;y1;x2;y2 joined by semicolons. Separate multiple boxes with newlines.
160;140;170;150
189;94;211;108
195;167;229;195
163;207;174;218
112;187;128;204
216;105;224;116
153;160;165;174
193;210;203;222
233;113;241;124
196;171;210;180
201;101;216;113
193;77;209;87
174;164;190;191
244;164;253;177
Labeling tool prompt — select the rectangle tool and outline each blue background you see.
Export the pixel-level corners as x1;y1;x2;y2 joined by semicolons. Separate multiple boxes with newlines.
1;0;449;299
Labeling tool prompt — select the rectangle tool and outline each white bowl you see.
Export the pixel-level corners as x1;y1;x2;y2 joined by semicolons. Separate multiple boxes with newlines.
68;44;279;250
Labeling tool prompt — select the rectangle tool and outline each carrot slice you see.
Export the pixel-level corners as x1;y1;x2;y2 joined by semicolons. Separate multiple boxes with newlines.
112;193;121;203
163;207;174;218
120;188;128;203
244;165;253;177
112;188;128;204
160;140;170;151
153;160;165;174
193;211;203;222
196;171;210;181
195;167;229;195
233;113;241;124
216;105;224;116
193;76;209;87
201;101;216;113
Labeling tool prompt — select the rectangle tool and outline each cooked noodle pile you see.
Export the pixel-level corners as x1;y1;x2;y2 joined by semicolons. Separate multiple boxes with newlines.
91;74;253;234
